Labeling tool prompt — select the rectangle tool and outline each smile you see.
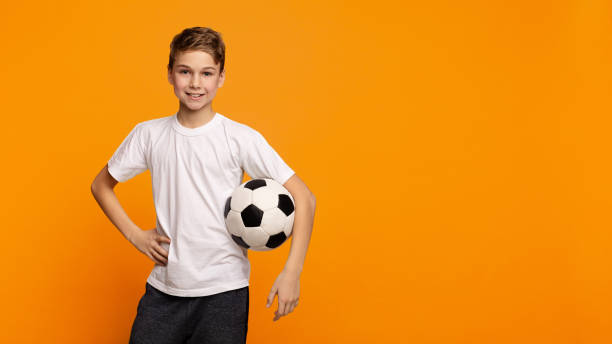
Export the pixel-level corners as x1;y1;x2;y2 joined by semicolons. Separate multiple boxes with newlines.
186;93;204;99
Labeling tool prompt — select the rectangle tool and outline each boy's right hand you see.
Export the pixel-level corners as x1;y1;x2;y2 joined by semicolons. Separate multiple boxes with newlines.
130;228;171;266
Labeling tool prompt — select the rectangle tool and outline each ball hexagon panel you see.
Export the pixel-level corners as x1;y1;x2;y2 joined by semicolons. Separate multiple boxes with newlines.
230;187;253;212
226;210;247;236
252;186;281;211
278;194;295;216
241;204;264;227
242;226;269;247
244;179;267;191
266;231;287;249
260;208;287;236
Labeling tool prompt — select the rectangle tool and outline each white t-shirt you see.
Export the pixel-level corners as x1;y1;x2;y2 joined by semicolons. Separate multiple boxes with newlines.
107;112;295;297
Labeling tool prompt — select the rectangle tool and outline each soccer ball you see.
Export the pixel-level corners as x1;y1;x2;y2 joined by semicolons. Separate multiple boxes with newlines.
224;178;295;251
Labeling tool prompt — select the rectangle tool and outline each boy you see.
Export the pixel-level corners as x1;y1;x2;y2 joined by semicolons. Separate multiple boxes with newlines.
90;27;316;344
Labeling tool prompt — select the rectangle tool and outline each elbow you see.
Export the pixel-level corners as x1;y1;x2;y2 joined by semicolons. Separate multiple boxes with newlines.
91;177;109;195
91;181;100;196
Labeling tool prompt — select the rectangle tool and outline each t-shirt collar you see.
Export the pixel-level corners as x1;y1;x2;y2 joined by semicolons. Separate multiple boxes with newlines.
172;112;221;136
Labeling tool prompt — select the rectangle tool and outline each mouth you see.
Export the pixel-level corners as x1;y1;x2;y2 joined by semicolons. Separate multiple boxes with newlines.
186;92;204;100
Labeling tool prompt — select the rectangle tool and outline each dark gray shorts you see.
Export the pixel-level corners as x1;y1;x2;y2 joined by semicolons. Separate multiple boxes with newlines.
129;282;249;344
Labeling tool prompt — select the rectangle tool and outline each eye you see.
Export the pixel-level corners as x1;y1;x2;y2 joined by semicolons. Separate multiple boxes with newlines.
204;72;212;76
180;70;189;74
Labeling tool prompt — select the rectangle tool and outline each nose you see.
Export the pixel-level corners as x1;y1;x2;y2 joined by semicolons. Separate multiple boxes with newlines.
190;76;200;88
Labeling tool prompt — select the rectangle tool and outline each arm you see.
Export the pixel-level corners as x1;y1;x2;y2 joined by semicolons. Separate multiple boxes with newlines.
266;173;316;321
90;164;141;244
282;173;316;276
91;164;171;266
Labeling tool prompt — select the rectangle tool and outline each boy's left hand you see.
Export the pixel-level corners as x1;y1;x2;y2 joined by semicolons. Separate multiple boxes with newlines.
266;269;300;321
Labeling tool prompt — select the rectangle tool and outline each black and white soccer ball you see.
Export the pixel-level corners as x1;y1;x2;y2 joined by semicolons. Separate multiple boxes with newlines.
224;178;295;251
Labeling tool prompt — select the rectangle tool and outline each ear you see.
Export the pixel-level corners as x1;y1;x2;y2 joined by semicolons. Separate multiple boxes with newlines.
218;69;225;88
167;68;173;85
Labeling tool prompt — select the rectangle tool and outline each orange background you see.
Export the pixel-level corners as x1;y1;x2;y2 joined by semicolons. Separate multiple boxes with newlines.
0;0;609;343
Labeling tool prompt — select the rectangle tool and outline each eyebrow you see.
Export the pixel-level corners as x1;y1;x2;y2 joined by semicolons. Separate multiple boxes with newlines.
176;64;217;71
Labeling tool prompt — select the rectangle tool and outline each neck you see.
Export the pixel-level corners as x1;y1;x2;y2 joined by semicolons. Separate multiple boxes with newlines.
177;104;216;128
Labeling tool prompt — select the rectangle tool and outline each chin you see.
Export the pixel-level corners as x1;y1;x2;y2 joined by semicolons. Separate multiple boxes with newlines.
185;102;207;110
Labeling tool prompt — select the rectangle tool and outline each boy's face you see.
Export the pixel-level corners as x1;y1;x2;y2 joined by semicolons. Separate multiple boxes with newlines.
167;50;225;112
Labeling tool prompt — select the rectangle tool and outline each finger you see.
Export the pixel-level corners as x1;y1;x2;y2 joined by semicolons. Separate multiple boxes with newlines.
153;241;169;258
283;300;291;315
284;300;293;315
157;235;171;246
273;309;282;321
150;249;166;265
288;302;296;314
150;249;167;265
278;299;287;316
152;242;169;260
266;287;277;308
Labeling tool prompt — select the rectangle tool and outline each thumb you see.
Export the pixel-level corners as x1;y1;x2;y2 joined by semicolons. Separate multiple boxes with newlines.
266;287;277;308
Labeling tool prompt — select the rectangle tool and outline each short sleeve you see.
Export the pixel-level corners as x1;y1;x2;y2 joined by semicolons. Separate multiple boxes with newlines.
239;129;295;185
107;123;148;182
